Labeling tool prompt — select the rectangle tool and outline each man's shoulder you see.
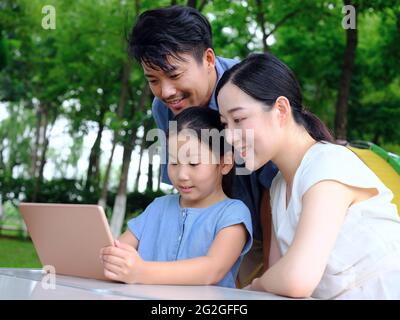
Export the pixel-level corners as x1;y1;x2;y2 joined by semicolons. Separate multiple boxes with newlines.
216;56;240;71
151;97;169;129
152;96;165;110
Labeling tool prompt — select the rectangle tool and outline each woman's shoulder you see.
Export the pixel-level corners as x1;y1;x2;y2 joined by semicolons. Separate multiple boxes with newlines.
300;142;366;173
306;141;356;160
296;142;386;196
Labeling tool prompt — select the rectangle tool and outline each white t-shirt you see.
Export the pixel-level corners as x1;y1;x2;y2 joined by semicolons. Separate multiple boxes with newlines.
270;142;400;299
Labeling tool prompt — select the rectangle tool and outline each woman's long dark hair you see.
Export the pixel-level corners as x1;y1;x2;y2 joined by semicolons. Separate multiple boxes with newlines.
169;107;234;197
215;53;334;143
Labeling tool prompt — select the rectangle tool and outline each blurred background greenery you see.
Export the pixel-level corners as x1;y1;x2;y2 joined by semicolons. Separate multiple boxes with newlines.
0;0;399;267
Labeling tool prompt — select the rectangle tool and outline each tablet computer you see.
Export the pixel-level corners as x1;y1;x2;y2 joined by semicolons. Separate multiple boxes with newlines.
19;203;114;281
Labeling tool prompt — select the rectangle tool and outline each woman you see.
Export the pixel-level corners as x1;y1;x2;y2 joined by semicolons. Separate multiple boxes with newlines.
216;53;400;299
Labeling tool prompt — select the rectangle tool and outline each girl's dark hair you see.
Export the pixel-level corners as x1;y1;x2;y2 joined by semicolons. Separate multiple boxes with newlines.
168;107;234;198
128;5;213;72
215;53;334;143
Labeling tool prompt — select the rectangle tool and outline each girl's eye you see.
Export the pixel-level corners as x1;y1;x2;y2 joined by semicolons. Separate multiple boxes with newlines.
234;118;243;124
148;79;158;84
169;162;178;166
189;163;199;167
170;74;181;80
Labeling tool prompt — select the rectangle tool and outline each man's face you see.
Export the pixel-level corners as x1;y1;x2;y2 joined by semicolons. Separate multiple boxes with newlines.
142;50;216;115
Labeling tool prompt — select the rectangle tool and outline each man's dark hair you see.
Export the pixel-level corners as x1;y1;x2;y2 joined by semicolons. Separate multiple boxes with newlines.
128;5;213;72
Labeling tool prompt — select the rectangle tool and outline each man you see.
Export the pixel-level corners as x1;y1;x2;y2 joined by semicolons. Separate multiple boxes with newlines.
128;5;278;287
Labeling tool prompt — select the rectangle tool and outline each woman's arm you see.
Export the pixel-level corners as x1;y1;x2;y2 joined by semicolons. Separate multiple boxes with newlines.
100;223;247;285
250;180;354;297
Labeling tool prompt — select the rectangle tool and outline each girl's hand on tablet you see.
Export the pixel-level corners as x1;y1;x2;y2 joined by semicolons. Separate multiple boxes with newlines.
100;239;145;284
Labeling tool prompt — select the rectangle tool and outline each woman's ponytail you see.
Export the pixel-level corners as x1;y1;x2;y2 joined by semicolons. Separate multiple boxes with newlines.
299;109;334;143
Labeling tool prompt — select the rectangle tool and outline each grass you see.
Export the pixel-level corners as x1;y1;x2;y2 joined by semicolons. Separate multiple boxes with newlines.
0;201;41;268
0;236;41;268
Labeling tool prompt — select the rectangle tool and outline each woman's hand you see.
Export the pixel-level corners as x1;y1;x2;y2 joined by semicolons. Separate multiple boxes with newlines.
241;277;264;291
100;239;145;284
244;277;265;291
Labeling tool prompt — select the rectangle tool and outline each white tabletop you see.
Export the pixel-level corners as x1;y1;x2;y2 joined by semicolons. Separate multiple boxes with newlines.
0;268;292;300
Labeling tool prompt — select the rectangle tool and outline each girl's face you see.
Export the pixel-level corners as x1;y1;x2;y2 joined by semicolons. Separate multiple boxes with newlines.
218;82;283;171
168;132;232;208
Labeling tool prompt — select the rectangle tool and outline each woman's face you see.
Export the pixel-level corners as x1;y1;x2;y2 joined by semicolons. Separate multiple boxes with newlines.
218;82;282;171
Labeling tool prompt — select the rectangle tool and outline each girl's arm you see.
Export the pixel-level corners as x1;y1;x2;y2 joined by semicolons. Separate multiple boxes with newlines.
100;223;247;285
118;230;139;250
250;180;354;298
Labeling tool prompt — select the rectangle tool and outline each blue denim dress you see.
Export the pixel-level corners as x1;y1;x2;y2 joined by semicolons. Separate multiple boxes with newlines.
128;194;253;288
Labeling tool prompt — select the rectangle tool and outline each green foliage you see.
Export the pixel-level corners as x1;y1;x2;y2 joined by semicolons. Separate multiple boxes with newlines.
0;0;398;222
1;177;165;219
347;5;400;144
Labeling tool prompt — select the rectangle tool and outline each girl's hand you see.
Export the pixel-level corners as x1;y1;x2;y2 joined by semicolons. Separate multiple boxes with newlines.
100;239;145;284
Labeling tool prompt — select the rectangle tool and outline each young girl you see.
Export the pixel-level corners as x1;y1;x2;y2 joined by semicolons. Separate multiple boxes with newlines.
100;107;253;288
216;53;400;299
